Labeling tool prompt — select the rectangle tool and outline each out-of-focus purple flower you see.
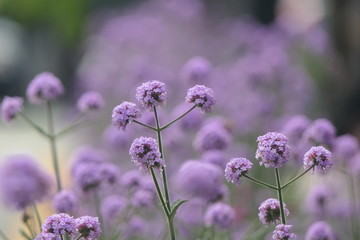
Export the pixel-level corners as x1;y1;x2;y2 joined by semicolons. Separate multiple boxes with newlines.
181;56;212;84
121;170;143;189
26;72;64;104
70;146;106;174
255;132;290;168
0;155;53;210
172;103;204;131
225;158;253;185
305;185;332;218
303;146;333;174
177;198;206;226
258;198;289;226
281;115;310;144
135;80;167;110
185;85;216;113
101;195;126;226
75;216;101;240
42;213;76;237
334;134;359;163
73;164;102;192
77;91;104;113
201;150;227;168
303;119;336;148
304;221;335;240
131;189;154;208
194;122;231;152
350;152;360;175
99;163;120;186
129;137;164;171
34;232;59;240
123;216;146;238
1;96;23;123
272;224;296;240
52;190;77;214
204;202;235;229
102;125;131;151
176;160;223;201
112;101;142;131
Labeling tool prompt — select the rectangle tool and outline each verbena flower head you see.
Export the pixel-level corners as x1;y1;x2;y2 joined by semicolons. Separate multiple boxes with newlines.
303;119;336;148
194;122;231;152
131;189;154;208
185;85;216;113
101;195;126;226
73;163;103;192
258;198;289;226
129;137;164;171
272;224;296;240
202;150;227;168
281;115;310;144
305;185;331;218
1;96;23;123
42;213;76;237
52;190;77;214
303;146;333;174
204;202;235;229
181;56;212;83
135;80;167;110
26;72;64;104
256;132;291;168
75;216;101;240
35;232;59;240
305;221;335;240
225;158;253;185
112;101;142;131
77;91;104;113
0;155;53;210
123;216;146;238
334;134;359;163
121;170;143;189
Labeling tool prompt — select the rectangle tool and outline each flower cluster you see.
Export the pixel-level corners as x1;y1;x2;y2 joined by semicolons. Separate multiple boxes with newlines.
273;224;296;240
303;146;333;174
112;101;142;131
203;202;235;229
1;96;23;123
136;80;167;110
225;158;253;185
77;91;104;113
258;198;289;226
129;137;164;171
186;85;216;112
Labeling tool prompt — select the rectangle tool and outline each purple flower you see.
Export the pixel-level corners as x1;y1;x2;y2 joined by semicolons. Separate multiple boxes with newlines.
135;80;167;110
75;216;101;240
102;125;130;150
305;185;332;218
272;224;296;240
26;72;64;104
176;160;223;201
121;170;144;189
1;96;23;123
131;189;154;208
70;146;106;174
34;232;59;240
112;101;142;131
305;221;335;240
225;158;253;185
194;122;231;152
281;115;310;144
77;91;104;112
73;163;103;192
258;198;289;226
303;119;336;148
255;132;290;168
0;155;53;210
52;190;77;214
201;150;227;168
123;216;146;238
303;146;333;174
185;85;216;112
129;137;164;171
101;195;126;226
181;56;212;83
204;202;235;229
42;213;76;237
334;134;359;163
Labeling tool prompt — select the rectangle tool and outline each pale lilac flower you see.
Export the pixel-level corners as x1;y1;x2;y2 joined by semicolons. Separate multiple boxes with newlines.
194;122;231;152
135;80;167;110
258;198;289;226
1;96;23;123
99;163;120;186
77;91;104;112
42;213;76;237
334;134;359;163
0;155;53;210
26;72;64;104
129;137;164;171
112;101;142;131
225;158;253;185
272;224;296;240
181;56;212;83
102;125;130;150
121;170;143;189
52;190;77;214
73;163;102;192
131;189;154;208
281;115;310;144
304;221;335;240
185;85;216;112
204;202;235;229
256;132;291;168
70;146;106;174
201;150;227;168
75;216;101;240
303;146;333;174
34;232;59;240
123;216;146;238
303;119;336;148
101;195;126;226
305;185;332;218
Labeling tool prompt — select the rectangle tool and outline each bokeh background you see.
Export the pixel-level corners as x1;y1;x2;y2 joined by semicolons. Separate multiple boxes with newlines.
0;0;360;239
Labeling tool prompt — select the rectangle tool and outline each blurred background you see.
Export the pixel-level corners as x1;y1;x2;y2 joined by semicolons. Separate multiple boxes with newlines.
0;0;360;239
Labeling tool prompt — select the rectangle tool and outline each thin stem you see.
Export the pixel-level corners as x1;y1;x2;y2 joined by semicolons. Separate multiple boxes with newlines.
24;221;35;239
275;168;286;224
150;168;170;217
0;229;9;240
167;218;176;240
75;234;84;240
56;114;86;138
243;174;278;190
19;112;49;138
133;120;157;131
47;101;62;192
93;191;104;240
160;105;197;131
32;204;42;233
349;174;359;240
60;235;64;240
281;165;314;189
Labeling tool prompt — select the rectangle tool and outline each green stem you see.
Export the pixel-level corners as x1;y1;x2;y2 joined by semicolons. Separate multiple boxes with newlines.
19;112;49;138
349;174;359;240
243;174;278;190
56;114;86;138
160;105;197;131
150;168;170;217
275;168;286;224
281;165;314;189
32;204;42;233
133;120;157;131
0;229;9;240
24;221;35;239
75;234;84;240
167;218;176;240
47;101;62;192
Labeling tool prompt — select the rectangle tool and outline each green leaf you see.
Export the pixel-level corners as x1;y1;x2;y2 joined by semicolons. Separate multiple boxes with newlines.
169;199;188;220
19;229;32;240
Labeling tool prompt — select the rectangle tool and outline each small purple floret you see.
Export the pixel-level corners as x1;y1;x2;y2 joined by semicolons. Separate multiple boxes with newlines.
77;91;104;112
258;198;289;226
185;85;216;113
204;202;235;229
272;224;296;240
225;158;253;185
129;137;164;171
303;146;333;174
135;80;167;110
112;101;142;131
75;216;101;240
1;96;23;123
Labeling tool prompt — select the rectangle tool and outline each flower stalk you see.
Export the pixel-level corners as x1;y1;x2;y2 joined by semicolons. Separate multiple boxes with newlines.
275;168;286;224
